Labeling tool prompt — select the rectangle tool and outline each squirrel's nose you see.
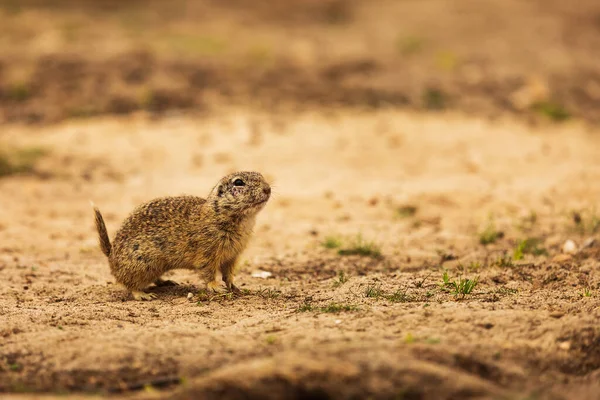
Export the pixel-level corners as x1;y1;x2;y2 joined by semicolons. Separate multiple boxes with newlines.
263;187;271;196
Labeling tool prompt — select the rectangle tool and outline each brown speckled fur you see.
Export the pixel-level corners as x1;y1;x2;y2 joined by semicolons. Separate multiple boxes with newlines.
93;171;271;300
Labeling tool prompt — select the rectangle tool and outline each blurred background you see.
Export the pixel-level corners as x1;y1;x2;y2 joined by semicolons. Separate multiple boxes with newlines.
1;0;599;124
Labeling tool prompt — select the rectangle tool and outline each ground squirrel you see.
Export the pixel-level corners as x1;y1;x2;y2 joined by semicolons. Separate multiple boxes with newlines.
93;171;271;300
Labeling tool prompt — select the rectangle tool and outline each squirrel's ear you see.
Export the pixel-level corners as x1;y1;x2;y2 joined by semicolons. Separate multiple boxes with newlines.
217;184;225;197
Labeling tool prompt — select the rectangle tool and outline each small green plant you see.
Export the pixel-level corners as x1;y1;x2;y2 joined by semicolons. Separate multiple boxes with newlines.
320;303;359;313
479;222;503;245
496;287;518;295
365;284;384;298
435;51;458;71
387;289;415;303
397;36;424;55
453;276;479;296
333;271;348;287
495;255;514;268
322;236;342;249
513;238;547;260
9;363;21;371
298;302;314;312
422;88;447;110
440;271;479;297
532;101;570;122
265;335;277;345
397;205;418;218
338;235;382;258
582;288;593;297
6;81;31;102
256;288;281;299
0;146;48;178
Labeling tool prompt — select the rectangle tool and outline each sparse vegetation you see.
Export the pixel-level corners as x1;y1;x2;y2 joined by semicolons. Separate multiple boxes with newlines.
0;146;47;178
513;238;547;260
298;302;314;312
337;235;382;258
440;271;479;297
255;288;281;299
582;288;593;298
436;51;459;71
364;285;417;303
422;88;447;110
333;271;348;287
479;221;504;245
323;235;343;249
320;303;360;313
397;205;418;218
387;289;415;303
532;101;570;122
397;36;424;55
495;255;514;268
365;284;384;298
265;335;277;345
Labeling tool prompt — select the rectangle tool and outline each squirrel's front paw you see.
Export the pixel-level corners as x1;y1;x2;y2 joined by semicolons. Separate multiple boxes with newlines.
206;280;226;293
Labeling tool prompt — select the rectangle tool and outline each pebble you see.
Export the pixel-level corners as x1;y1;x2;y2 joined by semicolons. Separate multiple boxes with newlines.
562;240;577;254
251;270;272;279
187;292;193;300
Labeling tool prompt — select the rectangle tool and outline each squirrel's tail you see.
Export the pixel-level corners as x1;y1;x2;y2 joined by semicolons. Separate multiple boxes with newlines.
91;201;111;257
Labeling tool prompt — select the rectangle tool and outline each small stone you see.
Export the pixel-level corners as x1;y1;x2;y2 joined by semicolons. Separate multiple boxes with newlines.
562;240;577;254
187;292;193;300
550;311;565;319
251;270;272;279
558;341;571;351
335;320;342;324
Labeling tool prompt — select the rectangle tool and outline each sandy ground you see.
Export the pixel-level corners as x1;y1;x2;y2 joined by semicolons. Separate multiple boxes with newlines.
1;109;600;399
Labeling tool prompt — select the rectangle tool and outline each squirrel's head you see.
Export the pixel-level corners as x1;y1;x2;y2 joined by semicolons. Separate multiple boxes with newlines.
208;171;271;218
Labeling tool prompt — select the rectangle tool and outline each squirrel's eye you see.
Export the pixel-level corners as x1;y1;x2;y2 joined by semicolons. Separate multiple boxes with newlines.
233;178;245;186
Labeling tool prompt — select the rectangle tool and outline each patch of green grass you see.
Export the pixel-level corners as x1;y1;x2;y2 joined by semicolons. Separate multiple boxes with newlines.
6;81;31;102
396;36;424;55
496;287;518;295
422;88;447;110
0;146;48;178
255;288;281;299
265;335;277;345
387;289;415;303
320;303;359;313
582;288;593;298
9;363;21;371
162;34;227;56
397;205;418;218
532;101;570;122
571;210;600;235
479;221;504;245
495;255;514;268
365;284;384;298
513;238;547;260
333;271;348;287
440;271;479;297
298;302;314;312
435;51;459;71
338;235;382;258
323;235;343;249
